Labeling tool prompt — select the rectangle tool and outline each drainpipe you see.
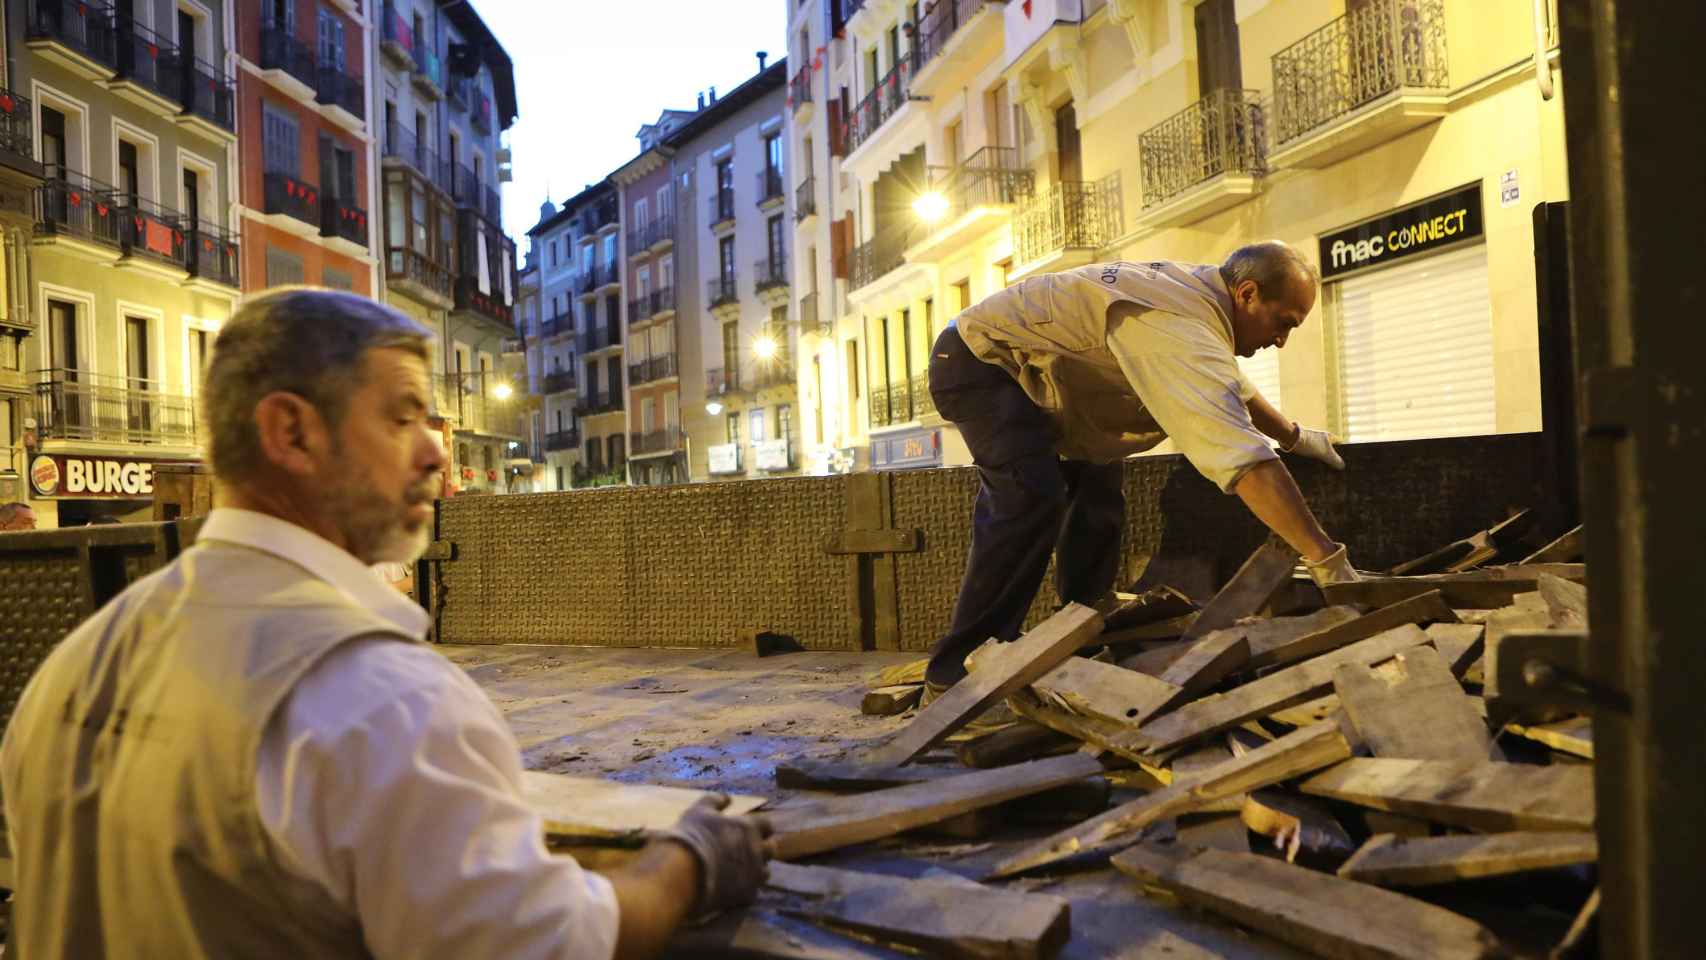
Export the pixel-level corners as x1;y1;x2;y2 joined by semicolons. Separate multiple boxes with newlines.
1534;0;1556;100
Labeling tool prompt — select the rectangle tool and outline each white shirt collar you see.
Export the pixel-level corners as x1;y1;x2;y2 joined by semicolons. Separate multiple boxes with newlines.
197;508;431;638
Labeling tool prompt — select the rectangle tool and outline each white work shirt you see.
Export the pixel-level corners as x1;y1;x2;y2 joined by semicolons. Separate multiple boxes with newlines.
1105;309;1279;493
197;510;621;960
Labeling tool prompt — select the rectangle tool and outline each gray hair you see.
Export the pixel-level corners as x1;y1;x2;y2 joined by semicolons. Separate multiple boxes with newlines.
1220;240;1320;300
204;288;432;482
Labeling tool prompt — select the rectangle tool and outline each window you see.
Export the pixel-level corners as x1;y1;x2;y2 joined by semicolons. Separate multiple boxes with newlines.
48;299;81;373
1055;103;1081;184
641;397;655;433
715;159;734;216
997;258;1013;288
602;233;616;268
721;321;740;385
556;466;565;489
923;297;935;345
635;197;649;227
187;327;212;395
1194;0;1243;94
266;0;293;29
636;266;651;298
765;133;783;180
183;167;201;226
266;246;305;285
955;278;972;312
317;7;346;71
41;106;68;179
659;253;674;290
749;407;767;443
262;105;299;174
550;239;559;267
118;140;140;203
323;267;354;290
767;214;785;267
778;403;792;442
943;121;962;167
718;235;735;283
726;411;740;444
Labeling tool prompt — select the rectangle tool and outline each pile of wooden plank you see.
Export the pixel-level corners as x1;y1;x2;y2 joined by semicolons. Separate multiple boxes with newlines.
743;521;1597;959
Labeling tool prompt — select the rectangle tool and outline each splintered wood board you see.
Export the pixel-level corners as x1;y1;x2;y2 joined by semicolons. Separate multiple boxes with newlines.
1505;715;1594;759
1246;592;1456;671
520;772;767;834
1183;539;1300;641
1339;831;1598;886
1334;646;1493;763
1299;758;1595;832
1113;844;1504;960
1032;654;1182;726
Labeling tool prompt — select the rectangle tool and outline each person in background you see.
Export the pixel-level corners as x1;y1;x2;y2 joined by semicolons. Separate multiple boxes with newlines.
0;502;36;532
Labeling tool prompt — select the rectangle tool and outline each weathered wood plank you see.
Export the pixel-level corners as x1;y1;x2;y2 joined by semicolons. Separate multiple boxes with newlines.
1247;593;1456;672
1006;687;1159;772
1299;758;1595;832
1388;510;1531;577
1182;539;1300;641
672;908;915;959
1521;525;1583;565
1538;573;1589;628
769;752;1106;860
987;722;1352;878
520;772;766;835
861;684;922;716
1113;844;1504;960
1222;605;1362;669
954;720;1077;768
1426;623;1486;677
1338;831;1598;886
1504;715;1594;759
1155;631;1251;705
1323;565;1585;609
1334;646;1492;763
768;862;1071;960
1031;655;1183;727
1106;585;1199;630
861;604;1103;767
1097;613;1199;648
1133;624;1431;754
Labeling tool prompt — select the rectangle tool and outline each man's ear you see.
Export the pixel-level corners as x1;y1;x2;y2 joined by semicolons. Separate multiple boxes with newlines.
252;392;332;478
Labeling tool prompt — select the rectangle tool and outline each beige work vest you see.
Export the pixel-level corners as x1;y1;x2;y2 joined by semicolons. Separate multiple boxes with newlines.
0;540;416;959
956;260;1239;463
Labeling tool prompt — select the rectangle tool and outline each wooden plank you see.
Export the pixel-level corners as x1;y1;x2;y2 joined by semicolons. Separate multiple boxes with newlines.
1299;758;1595;832
1170;743;1246;814
1240;789;1356;862
768;863;1070;960
861;684;922;716
1219;605;1363;669
1388;510;1532;576
1097;613;1198;648
1553;888;1600;959
987;721;1352;878
1505;715;1594;759
1105;585;1198;630
1117;640;1192;677
1112;844;1504;960
1538;573;1588;628
1333;646;1492;763
861;604;1103;767
1007;686;1160;771
1426;623;1486;676
1480;607;1555;705
769;752;1105;860
1032;655;1182;727
872;659;928;687
1155;631;1251;705
1133;624;1431;754
1178;813;1251;853
519;772;766;835
1338;831;1598;887
673;908;915;959
1182;539;1300;641
774;760;956;792
954;720;1076;768
1324;564;1586;609
1521;525;1583;565
1247;593;1456;672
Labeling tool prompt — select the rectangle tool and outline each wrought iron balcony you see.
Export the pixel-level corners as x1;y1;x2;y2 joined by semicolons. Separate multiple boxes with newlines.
187;221;240;288
708;191;735;229
582;194;620;233
627;297;647;326
869;377;924;427
35;172;121;248
869;383;894;428
471;89;494;134
539;312;573;338
708;275;738;308
1271;0;1449;148
259;24;316;91
380;1;413;64
0;89;39;174
454;275;510;326
321;195;368;246
706;366;742;397
649;285;676;316
628;214;674;251
579;325;617;354
544;427;580;451
117;197;190;269
789;63;812;111
387;246;452;299
34;369;195;446
574;389;621;415
1012;175;1123;267
114;19;182;106
629;426;685;455
915;0;1001;68
543;369;577;394
850;231;909;292
178;55;236;133
27;0;117;73
756;169;785;208
799;292;824;337
1139;88;1267;209
413;48;444;98
844;57;913;155
629;353;678;385
315;61;365;121
382;120;450;190
263;171;320;227
919;146;1034;226
795;176;816;223
910;373;936;419
754;256;788;293
750;357;795;391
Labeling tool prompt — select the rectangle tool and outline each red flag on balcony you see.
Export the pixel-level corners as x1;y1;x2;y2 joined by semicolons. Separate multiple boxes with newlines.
0;95;14;113
148;43;158;59
69;192;81;207
146;218;174;256
96;202;108;217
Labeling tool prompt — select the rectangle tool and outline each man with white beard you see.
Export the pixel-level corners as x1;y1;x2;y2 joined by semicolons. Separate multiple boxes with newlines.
0;289;768;959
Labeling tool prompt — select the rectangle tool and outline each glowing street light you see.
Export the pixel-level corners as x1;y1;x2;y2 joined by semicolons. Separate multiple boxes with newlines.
706;400;724;416
491;381;514;401
753;334;780;360
912;190;949;224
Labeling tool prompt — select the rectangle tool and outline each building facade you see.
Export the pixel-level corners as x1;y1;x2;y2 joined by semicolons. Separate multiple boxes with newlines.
788;0;1567;473
236;0;375;296
613;116;685;487
664;59;797;483
9;0;241;526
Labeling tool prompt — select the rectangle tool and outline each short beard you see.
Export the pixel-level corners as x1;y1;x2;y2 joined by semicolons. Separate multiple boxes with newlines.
324;461;435;566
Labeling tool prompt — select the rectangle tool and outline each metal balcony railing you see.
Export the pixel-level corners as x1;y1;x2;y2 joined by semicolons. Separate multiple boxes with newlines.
579;326;616;354
117;197;190;269
315;61;365;121
789;63;812;109
850;231;909;292
754;256;788;293
799;292;823;336
0;88;33;161
707;275;738;308
916;0;999;68
471;89;494;134
381;1;413;61
844;57;913;154
869;383;895;428
649;285;676;316
259;24;316;90
629;353;678;385
1139;88;1267;209
34;369;196;445
629;426;685;455
627;297;647;326
382;120;450;190
454;274;511;327
795;176;816;222
750;358;795;391
321;194;368;246
115;19;182;105
922;145;1034;223
543;369;577;394
387;246;452;298
628;214;674;252
187;221;240;288
28;0;117;70
35;172;121;247
178;55;235;132
706;366;741;396
544;427;580;451
263;171;319;227
910;373;936;418
756;169;785;207
540;312;573;338
1271;0;1449;148
1012;174;1123;266
574;389;621;415
708;191;735;228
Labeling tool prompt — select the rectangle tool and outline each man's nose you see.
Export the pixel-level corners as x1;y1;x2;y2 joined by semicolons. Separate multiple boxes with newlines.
418;425;447;471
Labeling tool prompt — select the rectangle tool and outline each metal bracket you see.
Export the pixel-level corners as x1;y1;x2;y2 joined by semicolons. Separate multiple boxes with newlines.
823;528;921;555
1492;629;1631;714
421;540;457;562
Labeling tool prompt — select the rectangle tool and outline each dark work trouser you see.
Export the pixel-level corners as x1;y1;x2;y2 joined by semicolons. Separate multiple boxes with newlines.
924;325;1126;688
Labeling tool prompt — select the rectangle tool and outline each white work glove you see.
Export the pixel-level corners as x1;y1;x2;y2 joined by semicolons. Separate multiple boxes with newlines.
1284;424;1345;471
655;794;773;916
1305;543;1360;587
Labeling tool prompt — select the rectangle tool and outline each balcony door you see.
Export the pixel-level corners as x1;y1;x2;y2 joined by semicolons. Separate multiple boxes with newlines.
1194;0;1243;94
715;160;734;218
318;133;336;208
125;315;155;435
318;9;345;72
1055;103;1081;185
718;235;735;288
766;215;785;272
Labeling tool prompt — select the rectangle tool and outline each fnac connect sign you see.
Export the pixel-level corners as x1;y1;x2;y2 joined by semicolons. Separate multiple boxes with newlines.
1319;183;1484;280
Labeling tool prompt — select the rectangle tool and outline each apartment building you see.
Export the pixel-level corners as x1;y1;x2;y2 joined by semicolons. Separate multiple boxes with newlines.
0;14;47;507
237;0;375;295
373;0;519;495
665;58;796;482
10;0;241;526
513;238;552;490
789;0;1566;472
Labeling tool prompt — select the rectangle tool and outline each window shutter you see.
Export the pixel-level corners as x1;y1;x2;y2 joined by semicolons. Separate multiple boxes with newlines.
827;100;845;157
831;216;850;279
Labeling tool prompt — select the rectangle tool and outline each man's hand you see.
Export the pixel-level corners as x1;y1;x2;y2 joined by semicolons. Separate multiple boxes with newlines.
1283;425;1345;471
1304;542;1360;587
657;794;773;916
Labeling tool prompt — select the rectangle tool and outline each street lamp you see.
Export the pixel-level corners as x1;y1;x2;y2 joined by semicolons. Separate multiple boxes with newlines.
912;190;949;224
753;334;779;360
706;400;724;416
491;381;514;401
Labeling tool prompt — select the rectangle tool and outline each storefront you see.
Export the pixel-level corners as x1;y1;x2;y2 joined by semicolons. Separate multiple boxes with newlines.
25;451;203;526
870;426;943;471
1319;182;1494;444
